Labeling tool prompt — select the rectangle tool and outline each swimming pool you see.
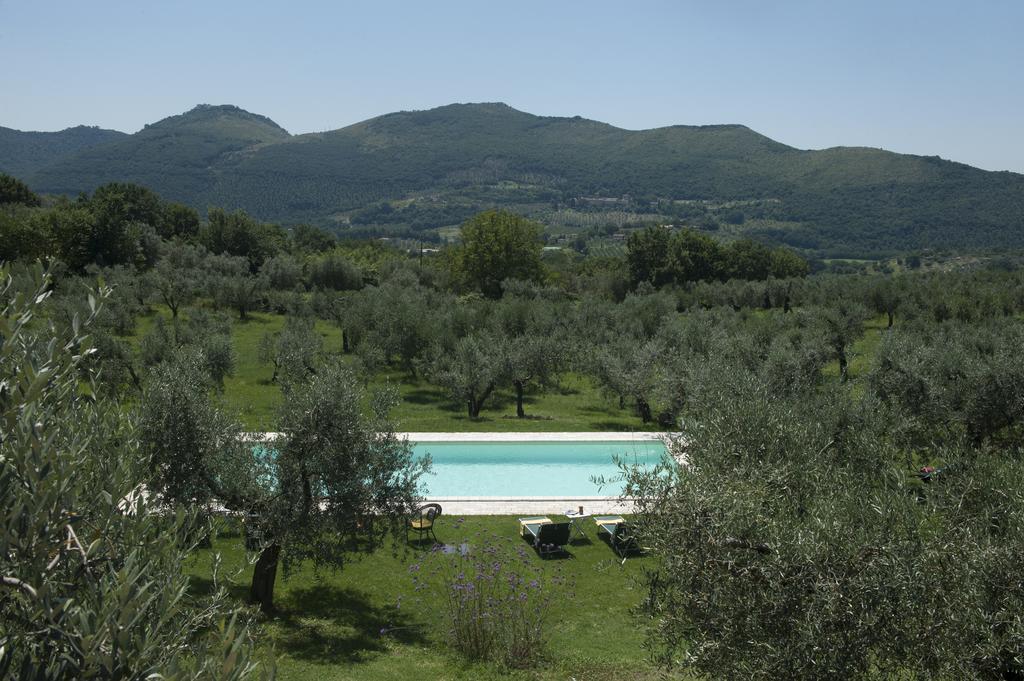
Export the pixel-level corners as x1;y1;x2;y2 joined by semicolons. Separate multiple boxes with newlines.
411;439;666;497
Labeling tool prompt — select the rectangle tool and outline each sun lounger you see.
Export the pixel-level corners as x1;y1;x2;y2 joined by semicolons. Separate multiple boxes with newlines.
518;517;571;557
594;515;639;560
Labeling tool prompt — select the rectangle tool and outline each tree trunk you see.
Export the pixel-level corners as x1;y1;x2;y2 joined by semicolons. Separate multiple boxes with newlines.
250;543;281;613
887;310;894;328
838;349;849;382
636;397;652;423
341;330;350;353
467;382;495;419
514;379;526;418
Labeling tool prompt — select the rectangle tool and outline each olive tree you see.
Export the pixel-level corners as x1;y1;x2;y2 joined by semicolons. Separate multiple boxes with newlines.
138;348;259;511
592;336;663;422
814;301;869;382
248;364;429;611
492;299;570;418
426;333;506;419
258;315;322;385
0;265;265;679
628;352;1024;679
149;241;205;318
208;253;268;320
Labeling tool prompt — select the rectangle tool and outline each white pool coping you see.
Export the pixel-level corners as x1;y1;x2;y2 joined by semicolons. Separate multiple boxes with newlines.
429;496;635;515
403;431;668;442
247;432;671;442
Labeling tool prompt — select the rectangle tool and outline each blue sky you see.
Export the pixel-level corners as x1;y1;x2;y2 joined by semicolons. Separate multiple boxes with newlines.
2;0;1022;172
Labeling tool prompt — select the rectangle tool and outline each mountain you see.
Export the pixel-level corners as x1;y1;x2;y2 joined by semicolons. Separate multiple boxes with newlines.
17;102;1024;256
27;104;290;202
0;124;127;178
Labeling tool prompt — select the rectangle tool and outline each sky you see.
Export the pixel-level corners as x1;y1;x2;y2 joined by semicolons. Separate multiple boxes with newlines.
1;0;1022;173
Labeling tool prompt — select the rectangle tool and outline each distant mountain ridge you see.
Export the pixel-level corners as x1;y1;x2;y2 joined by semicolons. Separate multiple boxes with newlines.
0;124;127;178
4;103;1024;256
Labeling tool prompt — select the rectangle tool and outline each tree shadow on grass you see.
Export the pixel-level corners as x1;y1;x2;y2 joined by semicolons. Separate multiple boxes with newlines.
188;574;251;604
271;584;427;664
402;388;460;410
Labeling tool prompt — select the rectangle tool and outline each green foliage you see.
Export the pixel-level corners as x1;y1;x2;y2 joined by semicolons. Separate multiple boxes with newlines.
290;223;336;253
148;241;205;317
138;348;256;506
207;253;268;319
307;252;364;291
0;264;266;680
0;173;41;206
261;254;303;290
426;333;506;418
201;208;287;271
626;226;808;288
0;205;51;260
452;210;544;298
162;201;202;240
871;319;1024;445
627;312;1024;679
258;316;322;387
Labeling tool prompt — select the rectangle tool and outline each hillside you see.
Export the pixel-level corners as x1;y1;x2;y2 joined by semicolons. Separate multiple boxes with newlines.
18;102;1024;256
28;104;291;202
0;124;127;178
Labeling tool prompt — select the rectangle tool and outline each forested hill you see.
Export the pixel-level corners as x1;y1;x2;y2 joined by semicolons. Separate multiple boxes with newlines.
0;124;126;178
13;102;1024;256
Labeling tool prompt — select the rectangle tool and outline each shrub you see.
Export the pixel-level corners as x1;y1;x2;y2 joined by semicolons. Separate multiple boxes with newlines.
406;532;566;668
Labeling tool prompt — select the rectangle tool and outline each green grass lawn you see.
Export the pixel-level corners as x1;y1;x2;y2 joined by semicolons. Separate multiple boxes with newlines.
190;516;661;680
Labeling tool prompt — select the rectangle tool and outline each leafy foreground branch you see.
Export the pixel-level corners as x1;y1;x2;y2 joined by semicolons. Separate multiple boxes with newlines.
0;264;270;680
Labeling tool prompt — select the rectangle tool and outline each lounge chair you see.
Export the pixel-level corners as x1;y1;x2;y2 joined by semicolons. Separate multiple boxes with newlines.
518;517;571;558
594;515;640;560
408;503;442;544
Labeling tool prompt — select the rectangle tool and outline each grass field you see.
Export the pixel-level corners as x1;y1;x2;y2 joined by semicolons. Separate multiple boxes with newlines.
191;516;661;680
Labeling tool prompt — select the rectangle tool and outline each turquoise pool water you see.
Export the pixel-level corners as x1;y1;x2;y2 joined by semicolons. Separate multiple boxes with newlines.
412;440;666;497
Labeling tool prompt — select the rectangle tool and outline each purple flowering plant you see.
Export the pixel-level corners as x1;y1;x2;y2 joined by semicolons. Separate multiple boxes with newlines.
403;529;570;668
